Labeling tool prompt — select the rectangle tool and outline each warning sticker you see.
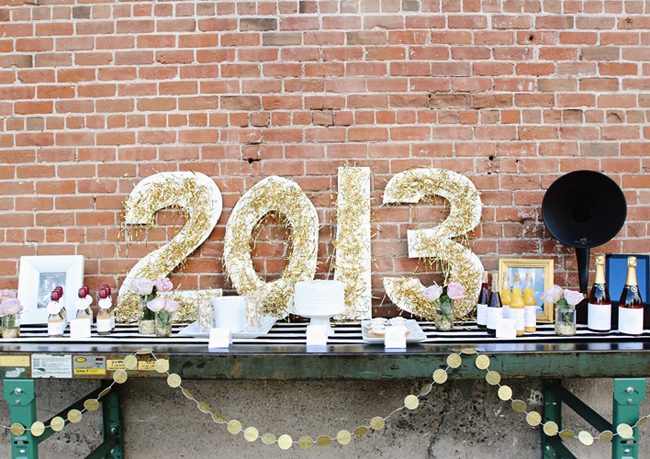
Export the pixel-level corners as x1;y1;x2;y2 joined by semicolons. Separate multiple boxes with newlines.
31;354;72;379
107;360;125;370
138;361;155;371
73;356;106;376
0;355;29;367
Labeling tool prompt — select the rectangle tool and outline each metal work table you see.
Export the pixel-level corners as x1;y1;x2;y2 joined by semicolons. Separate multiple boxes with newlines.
2;322;649;459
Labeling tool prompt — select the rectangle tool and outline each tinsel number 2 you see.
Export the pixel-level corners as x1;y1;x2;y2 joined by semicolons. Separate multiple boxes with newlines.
116;172;223;323
382;168;483;320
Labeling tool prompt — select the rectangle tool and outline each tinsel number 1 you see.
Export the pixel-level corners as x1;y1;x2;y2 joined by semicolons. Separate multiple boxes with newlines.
382;168;483;320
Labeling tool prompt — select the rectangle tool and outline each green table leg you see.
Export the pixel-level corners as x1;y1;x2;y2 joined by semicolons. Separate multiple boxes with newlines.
3;379;38;459
543;379;562;458
102;385;123;459
613;378;646;459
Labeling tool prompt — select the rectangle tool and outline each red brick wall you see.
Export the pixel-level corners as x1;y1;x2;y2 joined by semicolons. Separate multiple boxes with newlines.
1;0;649;313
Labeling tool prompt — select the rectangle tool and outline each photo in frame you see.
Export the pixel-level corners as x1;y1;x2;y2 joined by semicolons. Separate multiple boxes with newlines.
18;255;85;324
498;258;554;323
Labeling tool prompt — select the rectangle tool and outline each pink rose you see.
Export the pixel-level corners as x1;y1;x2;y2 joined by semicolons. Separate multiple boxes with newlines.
130;278;154;296
147;298;166;313
155;277;173;293
1;299;23;316
446;282;466;300
423;285;443;302
563;289;584;307
162;299;179;313
541;285;564;304
0;290;15;302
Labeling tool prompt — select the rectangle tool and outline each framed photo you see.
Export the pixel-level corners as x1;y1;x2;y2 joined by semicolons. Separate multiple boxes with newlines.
498;258;554;323
18;255;85;324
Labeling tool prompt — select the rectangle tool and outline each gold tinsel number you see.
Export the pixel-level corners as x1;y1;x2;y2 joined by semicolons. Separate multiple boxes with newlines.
382;168;483;320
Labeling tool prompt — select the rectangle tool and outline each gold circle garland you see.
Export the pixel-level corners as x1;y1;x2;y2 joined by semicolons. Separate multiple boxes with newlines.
6;349;650;451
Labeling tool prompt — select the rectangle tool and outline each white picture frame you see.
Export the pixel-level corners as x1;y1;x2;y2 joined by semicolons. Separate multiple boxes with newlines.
18;255;85;324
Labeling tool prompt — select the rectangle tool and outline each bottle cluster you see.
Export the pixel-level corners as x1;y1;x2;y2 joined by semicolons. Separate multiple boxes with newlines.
47;285;115;337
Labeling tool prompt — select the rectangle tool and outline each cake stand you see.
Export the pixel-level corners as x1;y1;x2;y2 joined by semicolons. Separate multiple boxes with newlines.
293;306;347;337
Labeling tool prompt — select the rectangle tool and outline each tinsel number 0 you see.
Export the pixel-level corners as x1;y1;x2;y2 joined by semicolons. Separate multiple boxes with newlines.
382;168;483;320
116;172;223;323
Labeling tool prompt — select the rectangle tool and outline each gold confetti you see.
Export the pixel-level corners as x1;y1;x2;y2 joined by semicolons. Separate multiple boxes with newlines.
299;436;313;450
617;423;634;439
113;370;128;384
99;387;112;398
198;402;210;413
420;383;432;396
370;417;385;430
354;426;369;436
50;417;65;432
182;389;193;400
433;369;448;384
559;430;575;440
578;431;594;445
526;412;541;427
316;435;331;447
389;408;403;417
461;348;477;355
30;422;45;437
244;427;258;442
84;400;100;412
405;395;419;410
212;413;225;423
543;422;558;436
599;431;613;443
337;430;351;445
227;420;242;435
498;386;512;401
154;359;169;373
167;373;181;388
475;355;490;370
10;423;25;436
278;434;293;450
67;409;82;424
136;348;153;355
511;400;526;413
262;433;276;444
635;417;647;428
123;355;138;370
447;353;462;368
485;371;501;386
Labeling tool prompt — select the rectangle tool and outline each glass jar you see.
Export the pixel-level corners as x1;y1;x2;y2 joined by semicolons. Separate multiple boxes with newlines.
155;311;173;338
435;300;454;331
2;314;19;339
555;306;576;336
138;297;155;335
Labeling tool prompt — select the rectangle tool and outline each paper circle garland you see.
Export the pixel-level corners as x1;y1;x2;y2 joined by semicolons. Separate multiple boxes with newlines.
223;176;319;318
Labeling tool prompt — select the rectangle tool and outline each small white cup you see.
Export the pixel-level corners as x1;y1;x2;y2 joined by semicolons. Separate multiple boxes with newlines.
211;296;247;332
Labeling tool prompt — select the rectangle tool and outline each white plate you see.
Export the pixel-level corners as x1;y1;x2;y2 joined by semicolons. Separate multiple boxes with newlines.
361;319;427;344
178;316;277;340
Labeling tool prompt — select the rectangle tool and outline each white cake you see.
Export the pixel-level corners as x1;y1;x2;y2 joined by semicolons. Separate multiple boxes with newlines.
293;280;346;316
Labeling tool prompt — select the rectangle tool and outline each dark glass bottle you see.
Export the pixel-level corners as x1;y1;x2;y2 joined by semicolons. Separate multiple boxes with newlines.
477;271;490;330
587;255;611;332
487;278;502;336
619;256;643;335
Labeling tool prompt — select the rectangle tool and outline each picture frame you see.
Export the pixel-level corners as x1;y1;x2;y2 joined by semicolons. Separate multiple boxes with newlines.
18;255;85;325
498;258;555;323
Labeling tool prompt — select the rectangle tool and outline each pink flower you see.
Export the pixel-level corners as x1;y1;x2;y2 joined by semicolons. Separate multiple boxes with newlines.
447;282;466;300
563;289;584;307
423;285;443;302
0;299;23;316
162;299;179;313
147;298;166;313
0;290;15;302
130;278;154;296
155;277;173;293
541;285;564;304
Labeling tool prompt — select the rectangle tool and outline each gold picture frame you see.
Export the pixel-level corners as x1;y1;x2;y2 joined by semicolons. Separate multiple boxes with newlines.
498;258;554;323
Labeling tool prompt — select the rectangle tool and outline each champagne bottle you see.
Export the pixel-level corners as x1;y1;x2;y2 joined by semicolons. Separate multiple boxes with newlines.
619;256;644;335
96;288;112;336
47;290;65;337
523;272;537;333
501;271;512;320
476;271;489;330
510;273;525;336
588;255;611;332
102;284;116;330
486;277;502;336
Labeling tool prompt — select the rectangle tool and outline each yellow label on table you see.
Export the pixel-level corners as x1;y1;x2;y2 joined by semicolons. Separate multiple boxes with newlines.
107;360;125;370
138;361;156;371
0;355;29;367
74;369;105;375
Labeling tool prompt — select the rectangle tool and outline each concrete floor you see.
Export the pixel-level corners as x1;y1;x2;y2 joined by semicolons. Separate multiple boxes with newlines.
1;377;649;458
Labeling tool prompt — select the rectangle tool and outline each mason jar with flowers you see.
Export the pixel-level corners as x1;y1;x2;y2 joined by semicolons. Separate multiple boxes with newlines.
147;297;179;338
130;277;173;335
541;285;584;337
0;291;23;339
423;282;465;331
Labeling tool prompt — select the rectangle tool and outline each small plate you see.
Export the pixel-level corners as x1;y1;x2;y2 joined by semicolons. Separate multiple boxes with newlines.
178;316;277;340
361;319;427;344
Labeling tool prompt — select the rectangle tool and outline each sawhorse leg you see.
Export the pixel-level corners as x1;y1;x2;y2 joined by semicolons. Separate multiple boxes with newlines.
613;378;646;459
3;379;38;459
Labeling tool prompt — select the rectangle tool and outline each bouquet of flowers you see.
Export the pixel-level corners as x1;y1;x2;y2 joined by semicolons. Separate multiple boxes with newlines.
130;277;173;321
424;282;465;331
0;290;23;338
541;285;583;336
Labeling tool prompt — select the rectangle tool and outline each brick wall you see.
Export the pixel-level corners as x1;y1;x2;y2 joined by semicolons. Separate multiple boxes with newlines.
1;0;649;314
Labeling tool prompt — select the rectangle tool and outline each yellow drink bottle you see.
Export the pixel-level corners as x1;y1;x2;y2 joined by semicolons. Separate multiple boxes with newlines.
524;272;537;333
501;271;512;320
510;273;525;336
